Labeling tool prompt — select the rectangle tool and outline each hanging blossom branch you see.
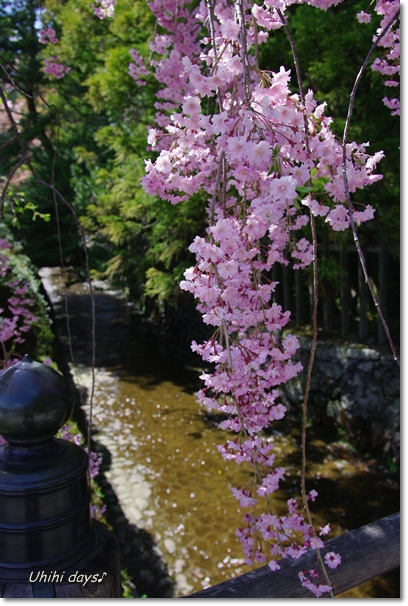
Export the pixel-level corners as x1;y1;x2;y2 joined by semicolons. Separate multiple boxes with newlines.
356;3;400;116
342;1;400;367
277;8;334;596
133;0;391;596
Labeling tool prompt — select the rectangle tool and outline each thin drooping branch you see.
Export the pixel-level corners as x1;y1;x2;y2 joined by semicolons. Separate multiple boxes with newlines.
237;0;250;102
50;123;75;366
50;120;91;455
342;8;400;366
205;0;218;61
343;9;400;143
206;0;225;110
278;8;334;596
35;179;96;455
0;87;29;161
0;55;35;98
0;83;97;453
0;136;16;152
0;154;27;219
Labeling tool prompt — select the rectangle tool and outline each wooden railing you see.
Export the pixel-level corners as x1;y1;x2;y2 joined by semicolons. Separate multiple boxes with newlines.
186;512;400;598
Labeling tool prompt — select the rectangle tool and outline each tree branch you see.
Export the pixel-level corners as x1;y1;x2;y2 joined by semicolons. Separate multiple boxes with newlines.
342;8;400;366
277;8;334;596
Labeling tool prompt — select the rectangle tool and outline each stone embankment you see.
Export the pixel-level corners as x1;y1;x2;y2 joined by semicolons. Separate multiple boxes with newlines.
281;338;400;462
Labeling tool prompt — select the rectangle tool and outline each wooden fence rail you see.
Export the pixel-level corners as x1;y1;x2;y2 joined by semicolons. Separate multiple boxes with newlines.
186;512;400;599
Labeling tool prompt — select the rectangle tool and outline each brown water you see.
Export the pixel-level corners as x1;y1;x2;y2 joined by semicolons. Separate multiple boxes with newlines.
40;268;400;598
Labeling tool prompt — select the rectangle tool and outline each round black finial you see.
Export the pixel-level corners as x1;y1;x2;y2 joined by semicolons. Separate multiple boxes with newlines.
0;355;73;444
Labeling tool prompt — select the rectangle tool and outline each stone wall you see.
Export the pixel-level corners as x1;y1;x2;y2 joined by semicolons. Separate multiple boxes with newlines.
280;338;400;462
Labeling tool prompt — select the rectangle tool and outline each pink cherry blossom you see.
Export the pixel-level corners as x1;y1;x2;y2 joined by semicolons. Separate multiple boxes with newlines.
310;536;325;550
268;559;281;571
221;19;240;41
356;11;371;23
369;1;400;115
319;523;331;536
231;488;258;508
307;489;318;502
324;551;342;569
93;0;116;19
353;204;375;225
298;570;332;597
325;206;350;231
182;96;201;116
44;56;71;79
129;49;150;85
39;28;59;44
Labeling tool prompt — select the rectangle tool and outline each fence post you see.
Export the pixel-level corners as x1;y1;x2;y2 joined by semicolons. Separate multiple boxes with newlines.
378;235;389;345
358;252;368;341
340;245;350;336
0;355;122;597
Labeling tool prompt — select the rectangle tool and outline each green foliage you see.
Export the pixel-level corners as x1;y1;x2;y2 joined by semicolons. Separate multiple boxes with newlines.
317;256;344;287
6;195;51;229
30;0;206;315
121;568;138;598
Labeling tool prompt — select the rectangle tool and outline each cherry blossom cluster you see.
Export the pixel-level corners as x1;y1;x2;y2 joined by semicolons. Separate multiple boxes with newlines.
38;21;70;78
129;49;150;86
372;0;400;116
93;0;117;20
356;11;371;24
38;15;71;79
134;0;393;592
38;27;58;45
0;239;38;363
44;56;71;79
357;1;400;116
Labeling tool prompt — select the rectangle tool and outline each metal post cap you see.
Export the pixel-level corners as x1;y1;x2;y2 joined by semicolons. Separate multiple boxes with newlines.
0;355;73;444
0;356;94;579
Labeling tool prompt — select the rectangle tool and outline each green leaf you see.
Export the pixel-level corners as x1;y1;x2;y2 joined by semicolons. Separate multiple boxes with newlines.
296;186;314;194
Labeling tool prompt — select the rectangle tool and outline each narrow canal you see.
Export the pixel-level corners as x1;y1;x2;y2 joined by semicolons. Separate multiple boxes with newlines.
40;268;399;598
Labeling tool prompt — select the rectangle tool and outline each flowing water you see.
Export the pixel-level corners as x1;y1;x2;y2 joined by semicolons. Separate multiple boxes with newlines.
40;268;399;598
